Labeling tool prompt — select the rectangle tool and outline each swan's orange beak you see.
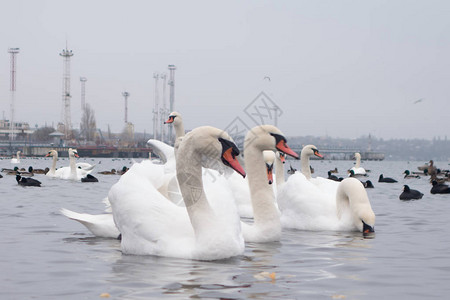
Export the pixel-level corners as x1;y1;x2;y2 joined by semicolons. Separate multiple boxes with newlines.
74;153;79;158
266;163;274;185
164;116;174;124
314;151;323;159
45;153;51;157
276;141;299;159
222;147;246;178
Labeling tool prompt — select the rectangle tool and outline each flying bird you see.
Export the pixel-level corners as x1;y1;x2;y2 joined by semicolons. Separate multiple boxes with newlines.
413;98;424;104
263;76;271;82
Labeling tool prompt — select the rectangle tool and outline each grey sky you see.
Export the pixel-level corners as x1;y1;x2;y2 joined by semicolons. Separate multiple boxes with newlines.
1;0;449;140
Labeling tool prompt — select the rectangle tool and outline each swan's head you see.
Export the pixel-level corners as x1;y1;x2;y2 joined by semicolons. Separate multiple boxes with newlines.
301;145;323;159
277;151;286;164
180;126;246;178
245;125;299;159
69;149;80;158
263;151;276;184
354;152;361;160
45;150;58;157
164;111;182;125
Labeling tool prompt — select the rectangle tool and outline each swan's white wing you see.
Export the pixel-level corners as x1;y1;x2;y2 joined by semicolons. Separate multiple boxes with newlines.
108;160;195;258
147;139;175;165
60;208;120;238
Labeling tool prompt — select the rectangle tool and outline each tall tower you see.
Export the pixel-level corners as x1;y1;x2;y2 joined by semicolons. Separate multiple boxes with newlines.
152;72;160;140
122;91;130;123
160;73;167;143
8;48;19;142
60;46;74;139
168;65;176;142
80;77;87;112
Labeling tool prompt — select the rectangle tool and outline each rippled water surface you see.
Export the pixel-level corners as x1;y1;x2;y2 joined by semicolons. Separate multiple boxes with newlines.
1;157;450;299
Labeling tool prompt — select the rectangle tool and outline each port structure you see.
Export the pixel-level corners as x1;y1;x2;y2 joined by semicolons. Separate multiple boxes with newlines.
8;48;19;142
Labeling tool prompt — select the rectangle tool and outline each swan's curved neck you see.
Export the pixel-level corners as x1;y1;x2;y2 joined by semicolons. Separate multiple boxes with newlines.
16;152;20;160
50;153;58;173
245;145;280;228
69;153;77;177
275;156;285;186
174;121;185;141
301;152;312;179
355;155;361;168
176;143;214;236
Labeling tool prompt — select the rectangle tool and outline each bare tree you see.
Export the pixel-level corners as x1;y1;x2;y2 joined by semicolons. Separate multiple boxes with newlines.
81;103;97;141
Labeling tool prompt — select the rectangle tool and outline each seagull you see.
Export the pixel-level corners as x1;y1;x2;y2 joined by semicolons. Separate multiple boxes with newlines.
413;98;424;104
263;76;271;82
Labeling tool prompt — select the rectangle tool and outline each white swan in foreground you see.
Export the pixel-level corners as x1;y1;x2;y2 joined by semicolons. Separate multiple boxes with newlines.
108;126;246;260
11;151;21;164
239;125;300;242
349;152;366;176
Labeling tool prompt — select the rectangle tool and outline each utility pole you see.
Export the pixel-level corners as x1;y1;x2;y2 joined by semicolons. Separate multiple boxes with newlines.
8;48;19;142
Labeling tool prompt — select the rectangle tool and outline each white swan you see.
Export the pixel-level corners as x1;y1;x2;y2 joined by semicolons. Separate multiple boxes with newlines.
108;126;246;260
45;150;59;177
349;152;366;176
11;151;21;164
53;149;90;181
239;125;300;242
164;111;185;153
277;145;375;232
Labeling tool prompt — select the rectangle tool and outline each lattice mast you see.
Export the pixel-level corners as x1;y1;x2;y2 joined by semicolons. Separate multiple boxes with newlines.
152;72;160;140
122;91;130;123
60;46;74;139
160;73;167;143
168;65;176;142
8;48;19;142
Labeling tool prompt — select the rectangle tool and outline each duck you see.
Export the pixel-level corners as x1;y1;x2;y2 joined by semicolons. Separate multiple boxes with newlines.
98;169;116;175
329;167;338;173
399;185;423;200
81;174;99;182
287;164;297;175
348;152;366;176
403;170;420;179
108;126;246;260
28;166;48;175
11;151;21;164
116;166;129;175
3;166;19;175
327;171;342;182
378;174;398;183
16;175;41;187
430;180;450;194
362;180;374;188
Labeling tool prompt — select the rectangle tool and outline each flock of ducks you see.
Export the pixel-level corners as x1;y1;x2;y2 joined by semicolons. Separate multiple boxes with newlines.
325;153;450;200
4;111;448;261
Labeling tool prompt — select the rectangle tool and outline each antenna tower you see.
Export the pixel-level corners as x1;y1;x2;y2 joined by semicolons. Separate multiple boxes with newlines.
8;48;19;142
168;65;176;142
60;46;74;139
152;72;160;140
122;91;130;123
160;73;167;143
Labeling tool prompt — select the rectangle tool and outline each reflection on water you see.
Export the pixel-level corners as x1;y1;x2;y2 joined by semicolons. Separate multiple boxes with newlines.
1;158;450;299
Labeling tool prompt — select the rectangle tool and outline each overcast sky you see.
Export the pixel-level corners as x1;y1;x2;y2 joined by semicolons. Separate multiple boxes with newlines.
1;0;449;140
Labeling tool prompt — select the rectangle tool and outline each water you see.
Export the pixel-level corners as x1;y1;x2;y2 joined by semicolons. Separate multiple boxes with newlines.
1;157;449;299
